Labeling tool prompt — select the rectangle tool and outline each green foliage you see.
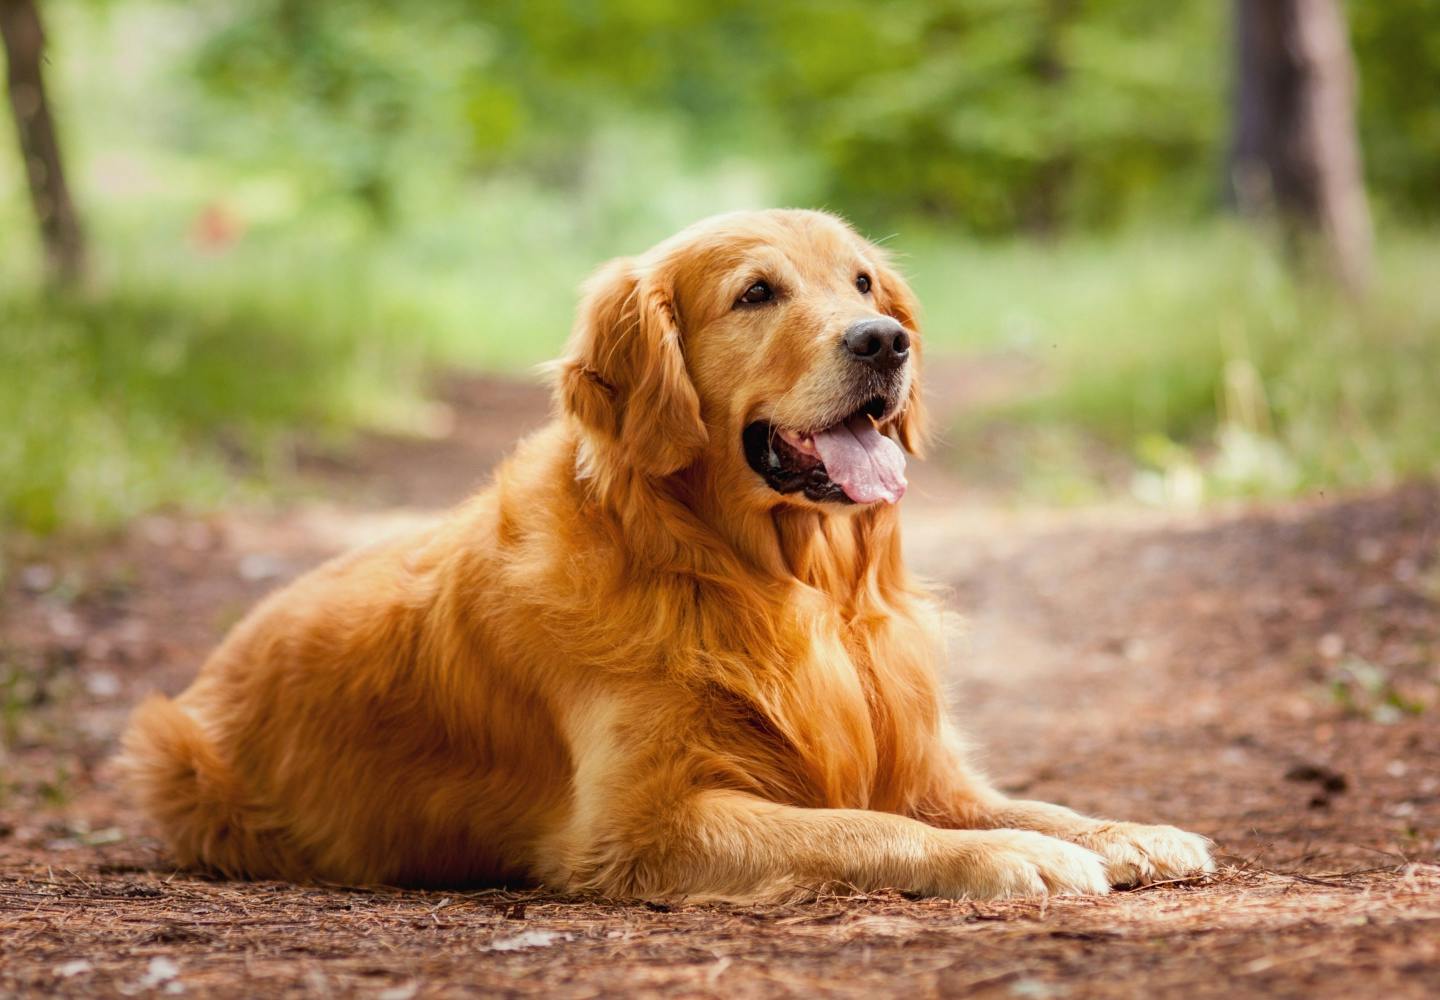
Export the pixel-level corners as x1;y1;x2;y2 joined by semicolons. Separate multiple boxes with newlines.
189;1;496;224
173;0;1440;232
175;0;1226;233
1349;0;1440;223
789;0;1226;232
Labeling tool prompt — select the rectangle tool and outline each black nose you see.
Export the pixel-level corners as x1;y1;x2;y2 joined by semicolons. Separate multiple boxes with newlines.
843;318;910;371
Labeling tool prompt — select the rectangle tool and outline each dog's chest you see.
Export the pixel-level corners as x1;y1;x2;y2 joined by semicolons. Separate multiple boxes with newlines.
755;616;940;813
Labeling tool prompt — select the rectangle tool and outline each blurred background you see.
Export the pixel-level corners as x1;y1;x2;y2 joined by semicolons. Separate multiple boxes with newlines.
2;0;1438;535
6;6;1440;988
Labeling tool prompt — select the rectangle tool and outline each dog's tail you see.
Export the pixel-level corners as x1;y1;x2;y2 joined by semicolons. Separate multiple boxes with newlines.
118;694;287;878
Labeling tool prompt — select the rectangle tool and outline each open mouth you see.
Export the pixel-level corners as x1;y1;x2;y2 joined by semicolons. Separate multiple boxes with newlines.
743;396;908;505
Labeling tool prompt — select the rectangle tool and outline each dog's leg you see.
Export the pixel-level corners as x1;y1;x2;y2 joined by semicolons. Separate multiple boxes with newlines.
559;789;1110;903
920;753;1214;887
965;796;1214;887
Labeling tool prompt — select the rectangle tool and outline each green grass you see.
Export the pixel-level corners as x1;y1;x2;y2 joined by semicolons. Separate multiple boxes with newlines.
0;245;426;535
920;225;1440;502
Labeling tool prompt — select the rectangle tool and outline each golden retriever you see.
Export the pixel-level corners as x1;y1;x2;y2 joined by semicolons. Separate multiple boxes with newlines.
119;209;1213;900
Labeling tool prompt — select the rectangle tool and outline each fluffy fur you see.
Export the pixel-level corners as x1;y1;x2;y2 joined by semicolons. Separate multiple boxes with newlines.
119;209;1212;900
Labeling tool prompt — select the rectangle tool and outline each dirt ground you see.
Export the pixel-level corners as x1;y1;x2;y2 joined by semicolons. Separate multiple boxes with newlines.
2;373;1438;998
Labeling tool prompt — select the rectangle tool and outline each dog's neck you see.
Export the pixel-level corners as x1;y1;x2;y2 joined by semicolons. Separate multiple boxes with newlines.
745;504;905;600
572;438;910;610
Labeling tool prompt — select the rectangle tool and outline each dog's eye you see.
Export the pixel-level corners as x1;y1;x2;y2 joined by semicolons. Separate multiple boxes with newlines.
856;274;872;294
737;281;774;306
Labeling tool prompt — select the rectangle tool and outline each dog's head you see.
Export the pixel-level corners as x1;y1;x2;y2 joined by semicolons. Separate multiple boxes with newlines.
557;209;925;510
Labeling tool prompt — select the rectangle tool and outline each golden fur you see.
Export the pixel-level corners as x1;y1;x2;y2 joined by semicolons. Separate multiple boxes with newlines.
119;209;1212;900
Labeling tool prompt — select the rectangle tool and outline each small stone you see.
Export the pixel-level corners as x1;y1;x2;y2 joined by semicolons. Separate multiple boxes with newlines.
48;609;83;640
85;672;122;699
485;930;571;952
238;553;287;582
181;522;214;551
140;516;179;547
138;956;181;991
20;564;57;593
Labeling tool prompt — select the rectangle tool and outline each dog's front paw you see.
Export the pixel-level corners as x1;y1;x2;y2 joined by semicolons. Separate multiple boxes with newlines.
1075;822;1215;887
943;829;1111;900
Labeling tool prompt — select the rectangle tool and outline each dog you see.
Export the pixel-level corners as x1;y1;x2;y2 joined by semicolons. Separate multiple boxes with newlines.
119;209;1213;900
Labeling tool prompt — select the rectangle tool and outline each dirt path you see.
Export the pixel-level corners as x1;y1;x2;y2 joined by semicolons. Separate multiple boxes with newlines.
3;374;1438;998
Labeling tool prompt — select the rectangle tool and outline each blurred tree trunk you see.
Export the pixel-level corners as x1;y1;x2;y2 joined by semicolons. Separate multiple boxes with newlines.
1229;0;1372;294
1;0;86;287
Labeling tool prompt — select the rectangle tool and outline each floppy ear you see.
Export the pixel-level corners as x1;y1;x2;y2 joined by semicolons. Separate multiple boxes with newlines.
556;257;707;476
871;257;929;457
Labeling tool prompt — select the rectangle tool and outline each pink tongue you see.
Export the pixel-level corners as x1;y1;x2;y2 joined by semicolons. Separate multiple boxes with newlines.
811;415;908;504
